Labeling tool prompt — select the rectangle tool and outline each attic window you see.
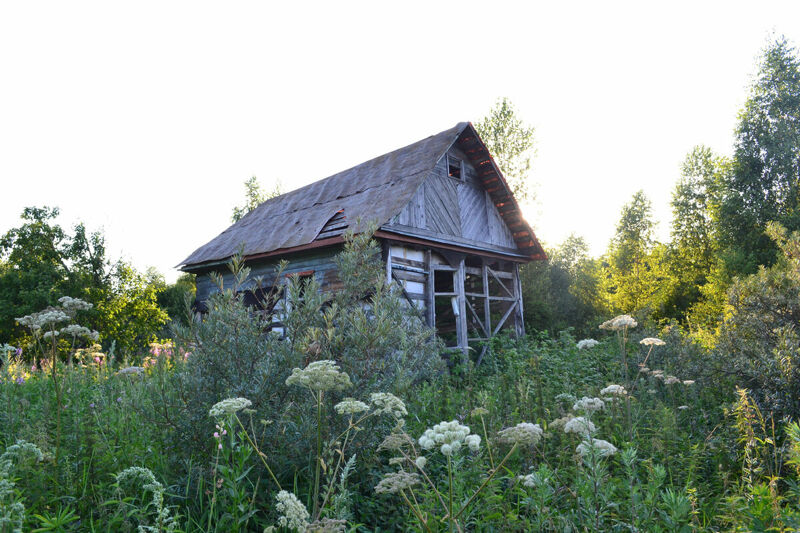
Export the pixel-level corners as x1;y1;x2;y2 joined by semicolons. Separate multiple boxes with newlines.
447;155;463;180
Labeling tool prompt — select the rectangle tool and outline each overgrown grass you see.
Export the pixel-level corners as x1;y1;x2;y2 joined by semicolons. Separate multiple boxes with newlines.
1;328;799;531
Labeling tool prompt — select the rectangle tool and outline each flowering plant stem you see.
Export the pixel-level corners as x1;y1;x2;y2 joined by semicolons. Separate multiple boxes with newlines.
453;442;518;520
207;444;220;532
49;325;63;470
400;489;432;533
313;390;323;517
480;415;495;470
617;326;633;440
232;415;282;491
447;454;455;533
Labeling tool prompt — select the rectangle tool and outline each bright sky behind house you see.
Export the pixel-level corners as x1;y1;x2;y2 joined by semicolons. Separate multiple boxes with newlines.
2;1;799;282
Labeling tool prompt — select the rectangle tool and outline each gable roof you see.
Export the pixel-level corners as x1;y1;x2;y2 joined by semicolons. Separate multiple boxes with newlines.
180;123;544;270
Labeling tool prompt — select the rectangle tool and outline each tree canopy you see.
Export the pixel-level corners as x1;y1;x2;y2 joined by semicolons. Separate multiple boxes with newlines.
231;176;283;223
474;97;536;203
719;37;800;276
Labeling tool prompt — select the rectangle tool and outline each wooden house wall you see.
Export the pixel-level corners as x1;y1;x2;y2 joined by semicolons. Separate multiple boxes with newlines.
194;247;344;303
386;146;518;251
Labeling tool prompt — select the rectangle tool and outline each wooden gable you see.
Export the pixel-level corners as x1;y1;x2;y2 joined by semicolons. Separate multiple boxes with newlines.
384;144;519;256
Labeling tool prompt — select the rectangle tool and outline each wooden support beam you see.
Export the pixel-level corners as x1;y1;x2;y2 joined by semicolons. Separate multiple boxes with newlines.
385;243;392;284
391;271;426;320
482;261;491;337
465;298;489;337
514;263;525;337
456;257;468;355
425;249;434;328
492;301;518;336
488;267;514;297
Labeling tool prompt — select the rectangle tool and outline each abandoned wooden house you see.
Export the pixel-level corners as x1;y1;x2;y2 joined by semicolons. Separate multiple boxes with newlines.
179;122;546;353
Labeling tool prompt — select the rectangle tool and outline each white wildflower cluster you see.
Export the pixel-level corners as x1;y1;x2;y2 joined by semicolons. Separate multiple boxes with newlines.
208;397;252;418
576;338;600;350
576;438;618;458
645;369;685;386
306;518;347;533
573;397;605;414
497;422;544;446
369;392;407;418
0;440;44;531
378;432;412;453
599;314;638;331
563;416;596;436
418;420;476;456
43;330;60;340
60;324;98;340
275;490;310;531
285;360;352;392
117;366;145;376
115;466;176;532
470;406;489;418
16;308;70;332
640;337;666;346
554;393;577;407
549;414;574;431
58;296;93;313
334;397;369;416
415;456;427;470
683;380;695;386
519;467;553;489
1;440;44;466
374;471;420;494
600;384;627;397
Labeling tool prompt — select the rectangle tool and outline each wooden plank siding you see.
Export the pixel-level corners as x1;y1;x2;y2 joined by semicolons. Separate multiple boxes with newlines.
384;145;518;254
194;247;343;302
423;176;461;236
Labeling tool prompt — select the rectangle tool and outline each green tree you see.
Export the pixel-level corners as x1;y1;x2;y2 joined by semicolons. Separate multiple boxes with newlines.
0;206;168;354
91;261;168;355
600;191;670;317
154;272;196;328
714;222;800;419
718;37;800;276
231;176;283;223
474;98;536;203
664;146;727;320
521;234;602;336
0;207;108;341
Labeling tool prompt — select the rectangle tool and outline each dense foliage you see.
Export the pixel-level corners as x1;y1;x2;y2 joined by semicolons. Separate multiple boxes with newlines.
522;38;800;349
0;206;192;356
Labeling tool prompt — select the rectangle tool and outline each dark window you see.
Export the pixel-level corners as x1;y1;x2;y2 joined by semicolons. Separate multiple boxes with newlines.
447;155;462;180
285;270;315;303
240;286;280;313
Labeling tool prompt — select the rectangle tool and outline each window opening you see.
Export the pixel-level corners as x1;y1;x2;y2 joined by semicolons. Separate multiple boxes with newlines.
434;269;455;293
447;155;462;180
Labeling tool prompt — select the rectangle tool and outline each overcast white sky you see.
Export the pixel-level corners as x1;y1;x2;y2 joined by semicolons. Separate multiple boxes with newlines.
2;1;799;281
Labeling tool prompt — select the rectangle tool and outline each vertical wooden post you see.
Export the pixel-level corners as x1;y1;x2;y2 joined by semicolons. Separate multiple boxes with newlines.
385;242;393;285
513;263;525;337
456;257;468;354
482;260;490;336
425;249;434;328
